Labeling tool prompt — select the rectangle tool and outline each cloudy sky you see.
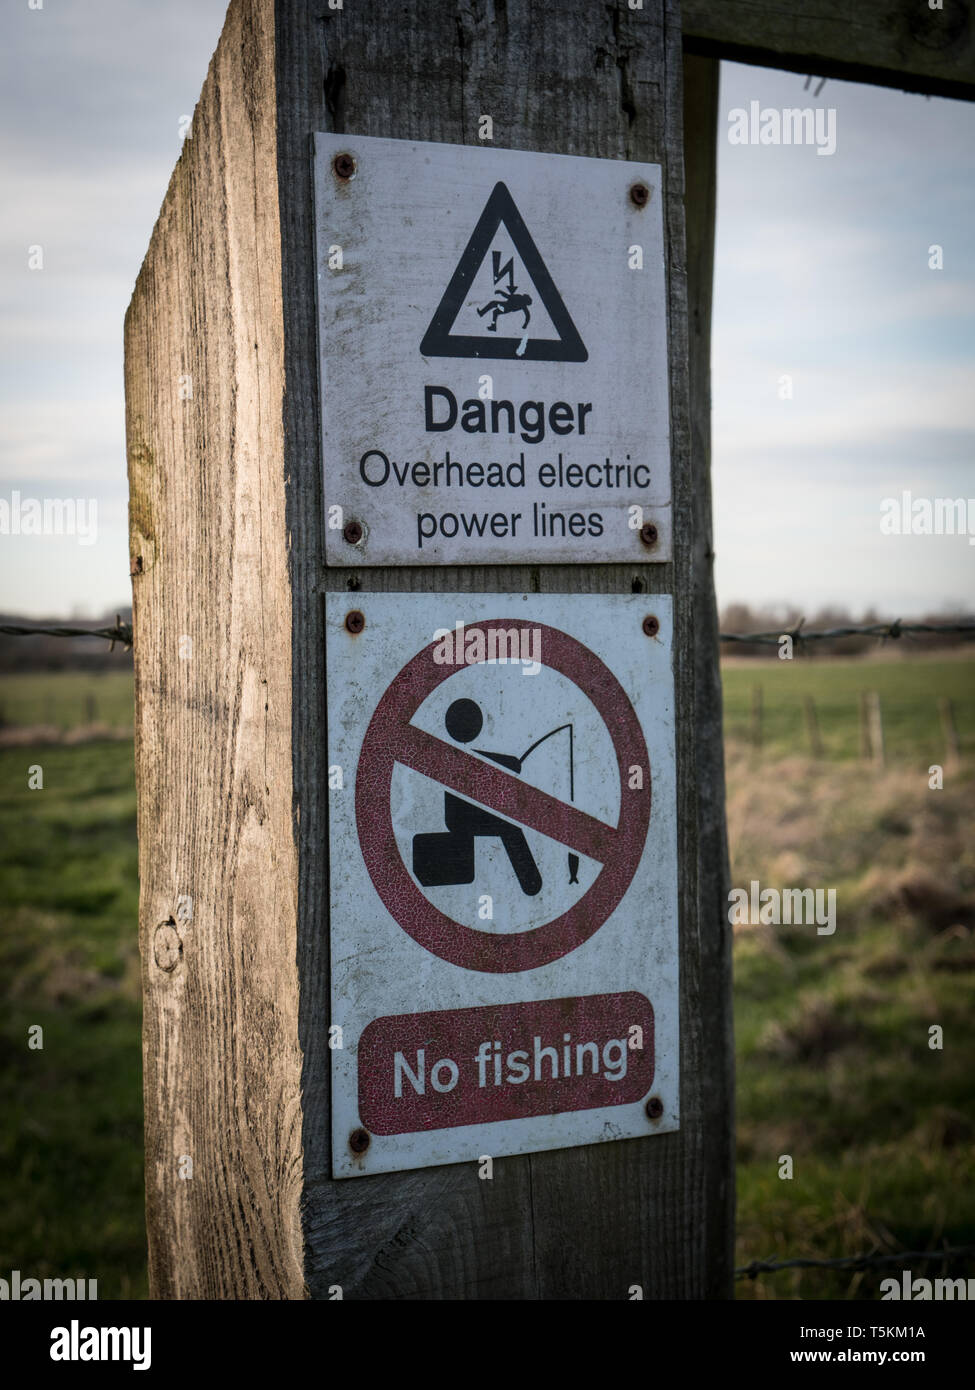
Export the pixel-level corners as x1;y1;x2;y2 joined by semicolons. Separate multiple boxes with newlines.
1;2;973;618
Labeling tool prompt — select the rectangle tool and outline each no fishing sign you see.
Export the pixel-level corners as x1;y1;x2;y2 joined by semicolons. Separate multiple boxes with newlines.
326;592;678;1177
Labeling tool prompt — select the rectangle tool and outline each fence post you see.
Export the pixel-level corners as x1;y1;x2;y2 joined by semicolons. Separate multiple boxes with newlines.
124;0;732;1299
859;690;872;760
803;694;824;759
751;683;764;751
938;695;961;771
867;691;886;769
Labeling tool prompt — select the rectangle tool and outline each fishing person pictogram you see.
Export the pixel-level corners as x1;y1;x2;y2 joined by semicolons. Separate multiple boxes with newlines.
412;697;579;896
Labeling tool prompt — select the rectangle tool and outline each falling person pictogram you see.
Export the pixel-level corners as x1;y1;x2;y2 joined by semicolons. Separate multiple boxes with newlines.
477;287;533;333
412;698;579;897
476;250;532;333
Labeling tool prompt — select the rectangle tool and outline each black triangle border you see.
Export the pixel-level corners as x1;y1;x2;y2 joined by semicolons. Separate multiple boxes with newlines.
419;181;588;363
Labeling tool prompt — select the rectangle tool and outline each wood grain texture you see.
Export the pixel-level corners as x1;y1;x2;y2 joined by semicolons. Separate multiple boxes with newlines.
126;0;733;1298
682;0;975;101
277;0;733;1298
125;0;305;1298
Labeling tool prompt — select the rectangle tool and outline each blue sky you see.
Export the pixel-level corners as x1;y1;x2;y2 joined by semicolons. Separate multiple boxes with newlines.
1;2;972;618
714;63;975;617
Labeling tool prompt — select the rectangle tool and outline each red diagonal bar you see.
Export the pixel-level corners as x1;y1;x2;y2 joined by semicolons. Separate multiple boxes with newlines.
391;723;620;864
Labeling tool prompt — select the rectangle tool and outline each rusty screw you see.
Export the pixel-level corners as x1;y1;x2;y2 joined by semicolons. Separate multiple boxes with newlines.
349;1127;371;1154
642;615;659;639
345;609;365;635
630;182;650;208
343;519;363;545
640;521;658;547
645;1096;664;1120
333;153;356;179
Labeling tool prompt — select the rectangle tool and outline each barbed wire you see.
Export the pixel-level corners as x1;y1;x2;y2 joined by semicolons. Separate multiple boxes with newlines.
1;617;973;653
737;1245;975;1280
0;617;132;650
720;618;975;647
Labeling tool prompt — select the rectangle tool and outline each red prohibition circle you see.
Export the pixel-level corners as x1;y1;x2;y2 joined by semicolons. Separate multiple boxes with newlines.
355;618;651;973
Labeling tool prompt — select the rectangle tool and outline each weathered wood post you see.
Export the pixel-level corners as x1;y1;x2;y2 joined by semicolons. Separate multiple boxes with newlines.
750;683;763;751
938;695;961;771
867;691;886;770
125;0;732;1299
859;689;872;761
803;695;824;760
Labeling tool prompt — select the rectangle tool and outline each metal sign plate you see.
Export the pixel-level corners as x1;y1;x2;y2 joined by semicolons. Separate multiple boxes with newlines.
326;592;679;1177
314;134;672;567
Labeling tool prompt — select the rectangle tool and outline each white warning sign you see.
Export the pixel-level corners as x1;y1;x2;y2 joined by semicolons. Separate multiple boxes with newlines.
326;591;679;1177
314;134;671;567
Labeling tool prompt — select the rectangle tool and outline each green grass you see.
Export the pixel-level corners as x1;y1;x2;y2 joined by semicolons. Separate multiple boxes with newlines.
0;670;133;730
1;658;973;1301
728;730;975;1299
0;740;146;1298
722;654;975;766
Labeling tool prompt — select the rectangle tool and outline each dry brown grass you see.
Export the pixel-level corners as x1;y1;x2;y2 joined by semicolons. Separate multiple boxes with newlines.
725;738;975;933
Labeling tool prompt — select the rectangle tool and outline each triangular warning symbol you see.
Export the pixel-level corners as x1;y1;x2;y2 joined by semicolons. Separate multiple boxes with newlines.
420;182;588;363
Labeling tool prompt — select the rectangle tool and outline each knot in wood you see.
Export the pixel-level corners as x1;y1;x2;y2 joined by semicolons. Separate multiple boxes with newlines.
153;921;183;972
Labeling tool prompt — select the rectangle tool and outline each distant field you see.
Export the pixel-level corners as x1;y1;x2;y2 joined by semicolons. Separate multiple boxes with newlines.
2;654;972;757
721;654;975;766
0;670;134;730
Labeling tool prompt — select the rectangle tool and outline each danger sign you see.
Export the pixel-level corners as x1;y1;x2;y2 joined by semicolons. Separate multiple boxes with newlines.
327;592;678;1177
314;134;671;568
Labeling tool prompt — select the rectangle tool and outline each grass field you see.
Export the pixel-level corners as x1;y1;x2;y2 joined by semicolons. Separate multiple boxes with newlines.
727;740;975;1298
0;670;134;732
722;653;975;766
0;739;144;1297
0;655;972;1299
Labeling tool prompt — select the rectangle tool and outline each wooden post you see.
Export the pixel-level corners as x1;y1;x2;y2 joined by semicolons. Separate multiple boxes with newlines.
803;694;824;759
751;683;764;751
938;695;961;770
859;690;872;760
125;0;732;1299
867;691;886;770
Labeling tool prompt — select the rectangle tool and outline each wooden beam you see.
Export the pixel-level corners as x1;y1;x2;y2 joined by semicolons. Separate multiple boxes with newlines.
682;0;975;101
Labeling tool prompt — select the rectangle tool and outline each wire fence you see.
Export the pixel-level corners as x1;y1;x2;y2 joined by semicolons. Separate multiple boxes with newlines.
0;618;132;650
2;616;974;653
720;618;975;648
